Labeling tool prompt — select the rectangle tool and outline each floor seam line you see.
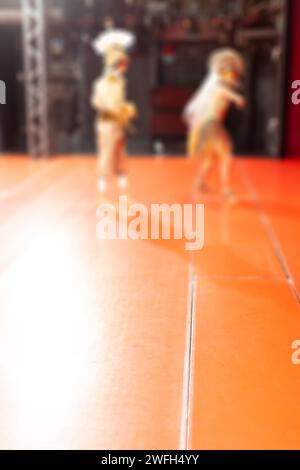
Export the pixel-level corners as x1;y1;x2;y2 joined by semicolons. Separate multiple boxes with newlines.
238;162;300;304
180;262;197;450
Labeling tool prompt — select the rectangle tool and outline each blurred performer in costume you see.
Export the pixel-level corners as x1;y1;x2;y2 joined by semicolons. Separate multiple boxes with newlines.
91;29;137;198
184;48;246;202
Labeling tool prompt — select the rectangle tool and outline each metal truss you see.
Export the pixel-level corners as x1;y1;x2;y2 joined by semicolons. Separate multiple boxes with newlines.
21;0;49;157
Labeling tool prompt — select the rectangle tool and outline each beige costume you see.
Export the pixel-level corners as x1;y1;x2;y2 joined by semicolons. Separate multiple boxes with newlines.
91;71;128;177
91;30;136;188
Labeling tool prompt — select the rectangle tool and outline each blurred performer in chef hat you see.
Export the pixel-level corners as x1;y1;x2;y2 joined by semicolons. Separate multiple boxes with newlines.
183;48;246;203
91;28;137;199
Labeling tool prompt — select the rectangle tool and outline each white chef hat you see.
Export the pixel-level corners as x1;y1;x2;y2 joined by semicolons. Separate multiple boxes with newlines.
93;29;136;57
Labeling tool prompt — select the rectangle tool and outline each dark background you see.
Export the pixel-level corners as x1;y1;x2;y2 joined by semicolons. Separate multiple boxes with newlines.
0;0;298;158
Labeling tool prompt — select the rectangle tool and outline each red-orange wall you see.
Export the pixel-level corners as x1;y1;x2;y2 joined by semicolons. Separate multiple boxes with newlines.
285;0;300;156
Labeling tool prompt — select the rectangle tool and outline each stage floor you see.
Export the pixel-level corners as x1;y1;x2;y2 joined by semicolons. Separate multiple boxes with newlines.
0;155;299;450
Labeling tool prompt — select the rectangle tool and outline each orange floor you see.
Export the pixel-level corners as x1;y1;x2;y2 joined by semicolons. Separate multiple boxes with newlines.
0;155;299;450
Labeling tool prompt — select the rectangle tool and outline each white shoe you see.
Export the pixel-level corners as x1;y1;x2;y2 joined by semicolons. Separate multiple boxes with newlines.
118;175;128;191
97;177;108;193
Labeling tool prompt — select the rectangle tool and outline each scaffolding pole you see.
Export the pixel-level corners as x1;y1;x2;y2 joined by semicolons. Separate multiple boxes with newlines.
21;0;49;157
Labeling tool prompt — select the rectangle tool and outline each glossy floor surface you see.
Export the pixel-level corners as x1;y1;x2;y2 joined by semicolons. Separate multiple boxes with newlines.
0;155;299;450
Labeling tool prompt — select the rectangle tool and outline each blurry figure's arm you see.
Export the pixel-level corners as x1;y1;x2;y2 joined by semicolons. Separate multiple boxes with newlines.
91;78;136;127
90;81;103;110
220;85;246;109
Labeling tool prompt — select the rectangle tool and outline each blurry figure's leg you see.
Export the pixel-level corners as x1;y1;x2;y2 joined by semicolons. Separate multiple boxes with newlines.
114;131;130;195
113;131;133;221
187;125;201;159
216;129;236;202
96;121;116;195
194;123;214;191
116;145;128;193
195;153;213;191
